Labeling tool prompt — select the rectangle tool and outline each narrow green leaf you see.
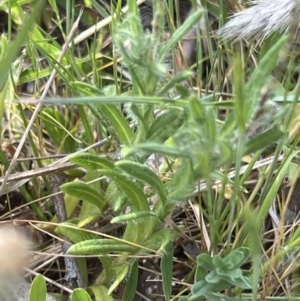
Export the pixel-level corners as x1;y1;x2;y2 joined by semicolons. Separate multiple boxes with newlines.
99;169;150;211
111;211;158;224
67;239;135;255
78;213;103;228
168;159;194;200
142;228;177;251
70;81;135;146
0;35;11;135
256;150;298;229
41;108;77;153
122;143;186;158
71;81;104;96
189;96;205;123
41;95;185;106
232;55;245;128
156;71;193;96
116;160;167;204
70;153;114;170
77;105;94;144
159;9;204;60
242;206;261;298
108;264;129;295
88;285;114;301
61;182;107;211
161;242;173;301
99;104;134;146
122;217;158;246
243;127;285;155
244;36;288;121
113;36;146;95
56;221;96;243
122;260;138;301
30;26;68;65
29;274;46;301
0;1;45;90
146;109;183;140
19;66;52;84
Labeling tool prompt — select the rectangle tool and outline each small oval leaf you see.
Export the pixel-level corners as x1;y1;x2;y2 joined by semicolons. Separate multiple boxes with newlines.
61;182;107;211
72;288;92;301
29;274;46;301
116;160;167;204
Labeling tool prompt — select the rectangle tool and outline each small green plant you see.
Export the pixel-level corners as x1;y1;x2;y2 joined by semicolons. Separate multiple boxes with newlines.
3;0;300;300
178;248;252;301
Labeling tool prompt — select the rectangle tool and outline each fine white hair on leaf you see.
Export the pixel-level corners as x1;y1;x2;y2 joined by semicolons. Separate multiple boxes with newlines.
218;0;300;42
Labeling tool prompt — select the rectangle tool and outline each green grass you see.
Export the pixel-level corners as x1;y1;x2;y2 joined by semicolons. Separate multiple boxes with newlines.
0;0;300;301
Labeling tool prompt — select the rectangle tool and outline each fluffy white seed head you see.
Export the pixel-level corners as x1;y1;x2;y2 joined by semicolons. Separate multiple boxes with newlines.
218;0;300;42
0;225;30;278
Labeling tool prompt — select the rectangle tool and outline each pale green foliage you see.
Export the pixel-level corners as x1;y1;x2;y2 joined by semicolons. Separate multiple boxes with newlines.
2;1;300;301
